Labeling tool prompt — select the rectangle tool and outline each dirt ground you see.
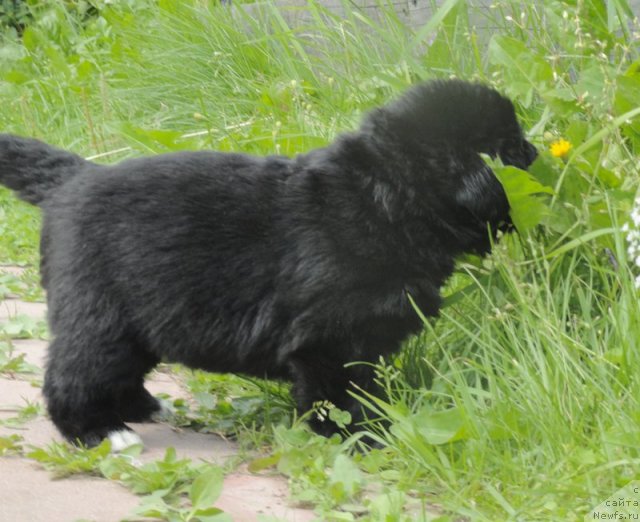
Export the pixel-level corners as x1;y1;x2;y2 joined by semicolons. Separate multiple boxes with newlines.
0;267;314;522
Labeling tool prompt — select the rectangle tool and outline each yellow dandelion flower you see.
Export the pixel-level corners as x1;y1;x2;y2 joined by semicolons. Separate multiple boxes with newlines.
550;138;572;158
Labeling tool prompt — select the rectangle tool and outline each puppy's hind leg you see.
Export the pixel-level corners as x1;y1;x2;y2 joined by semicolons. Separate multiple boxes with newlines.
111;344;170;423
115;381;174;423
43;332;149;450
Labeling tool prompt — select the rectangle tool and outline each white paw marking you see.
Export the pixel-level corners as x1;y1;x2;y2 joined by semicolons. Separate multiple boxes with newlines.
108;429;143;452
151;398;175;422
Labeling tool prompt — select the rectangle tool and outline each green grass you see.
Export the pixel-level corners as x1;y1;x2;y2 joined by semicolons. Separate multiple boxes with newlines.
1;0;639;520
0;189;40;264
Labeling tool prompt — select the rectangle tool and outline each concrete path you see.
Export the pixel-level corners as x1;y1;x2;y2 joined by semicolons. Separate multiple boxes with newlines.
0;267;315;522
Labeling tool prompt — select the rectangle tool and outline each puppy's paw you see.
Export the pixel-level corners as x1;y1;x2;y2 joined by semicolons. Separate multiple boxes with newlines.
151;398;175;422
108;429;143;452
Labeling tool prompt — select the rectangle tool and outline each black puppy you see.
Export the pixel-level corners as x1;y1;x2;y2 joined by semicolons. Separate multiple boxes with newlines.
0;80;537;449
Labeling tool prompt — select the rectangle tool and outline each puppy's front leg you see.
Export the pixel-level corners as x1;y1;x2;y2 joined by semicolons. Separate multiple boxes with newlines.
288;349;375;437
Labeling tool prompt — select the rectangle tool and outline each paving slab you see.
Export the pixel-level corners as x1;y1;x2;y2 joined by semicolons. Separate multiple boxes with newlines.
0;376;42;416
10;338;48;368
129;422;239;464
0;299;47;323
0;267;316;522
217;473;314;521
0;458;140;522
0;416;62;447
0;265;27;277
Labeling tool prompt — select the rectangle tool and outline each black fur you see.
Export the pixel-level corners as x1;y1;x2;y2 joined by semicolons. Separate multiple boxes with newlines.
0;80;537;446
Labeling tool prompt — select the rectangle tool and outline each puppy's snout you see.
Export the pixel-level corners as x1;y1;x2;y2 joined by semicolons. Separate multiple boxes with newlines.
500;139;538;170
524;140;538;166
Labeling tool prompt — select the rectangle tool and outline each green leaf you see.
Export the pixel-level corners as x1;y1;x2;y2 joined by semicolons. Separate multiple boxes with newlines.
132;491;171;518
494;165;553;233
328;407;352;429
190;467;224;511
489;36;553;106
26;440;112;478
21;26;39;52
119;442;143;458
0;314;48;340
368;491;407;520
543;228;615;259
442;272;495;309
576;65;609;103
411;407;470;445
329;454;362;498
247;454;280;473
0;434;23;456
194;509;233;522
193;391;217;409
558;105;640;187
614;70;640;150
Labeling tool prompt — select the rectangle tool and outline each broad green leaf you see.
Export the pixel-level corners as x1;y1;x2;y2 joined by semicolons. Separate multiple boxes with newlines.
194;508;232;522
595;167;622;189
21;26;39;52
0;314;48;339
193;391;217;409
328;406;352;428
368;491;407;520
410;407;470;445
119;442;143;458
0;434;23;456
247;454;280;473
496;167;554;198
614;70;640;150
494;165;553;233
190;467;224;510
565;106;640;165
273;425;312;447
329;454;362;498
489;36;553;106
576;65;609;104
564;120;589;150
44;45;71;79
542;87;580;118
132;491;170;518
4;70;30;85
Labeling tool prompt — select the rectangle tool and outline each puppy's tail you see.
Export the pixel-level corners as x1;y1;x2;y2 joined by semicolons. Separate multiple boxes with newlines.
0;134;89;206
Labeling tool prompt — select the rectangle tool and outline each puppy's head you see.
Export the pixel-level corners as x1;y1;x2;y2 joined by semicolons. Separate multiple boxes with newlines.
362;80;538;250
455;135;538;216
498;138;538;171
452;157;511;254
398;80;537;251
453;135;537;253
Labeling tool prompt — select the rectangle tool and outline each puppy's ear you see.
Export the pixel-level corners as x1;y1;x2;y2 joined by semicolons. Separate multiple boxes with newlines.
455;161;510;224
